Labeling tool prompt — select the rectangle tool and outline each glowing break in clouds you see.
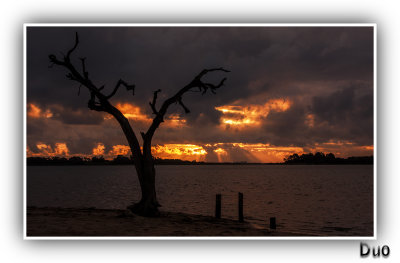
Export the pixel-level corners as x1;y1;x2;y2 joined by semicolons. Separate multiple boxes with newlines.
310;141;374;158
27;103;53;119
27;143;69;157
27;141;373;163
113;103;152;122
92;143;206;160
109;103;187;128
152;144;207;161
109;145;131;156
165;114;187;128
92;143;130;158
305;114;316;128
92;143;105;156
215;98;291;128
207;143;304;163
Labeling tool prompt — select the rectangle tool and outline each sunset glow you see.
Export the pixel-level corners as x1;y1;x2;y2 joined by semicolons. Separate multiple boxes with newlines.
27;103;53;119
310;141;374;157
214;148;228;154
27;27;374;165
115;103;152;122
109;145;131;156
152;144;207;161
109;103;187;128
165;114;187;127
92;143;105;156
305;114;315;128
215;98;291;128
28;142;69;157
214;147;228;162
27;140;373;163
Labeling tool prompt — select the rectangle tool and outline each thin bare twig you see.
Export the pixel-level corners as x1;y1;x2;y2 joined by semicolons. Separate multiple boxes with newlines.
106;79;135;99
149;89;162;115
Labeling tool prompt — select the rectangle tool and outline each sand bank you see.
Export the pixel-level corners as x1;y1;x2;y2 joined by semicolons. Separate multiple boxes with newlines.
26;207;304;237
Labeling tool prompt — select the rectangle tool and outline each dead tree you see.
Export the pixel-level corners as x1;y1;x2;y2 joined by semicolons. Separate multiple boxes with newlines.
48;33;229;216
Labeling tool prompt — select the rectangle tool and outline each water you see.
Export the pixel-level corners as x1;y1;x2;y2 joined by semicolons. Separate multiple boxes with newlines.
27;165;373;236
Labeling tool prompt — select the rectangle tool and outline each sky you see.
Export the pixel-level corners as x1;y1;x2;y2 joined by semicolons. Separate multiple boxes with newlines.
26;26;374;163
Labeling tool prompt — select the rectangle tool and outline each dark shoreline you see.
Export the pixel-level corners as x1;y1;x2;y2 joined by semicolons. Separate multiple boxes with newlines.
26;206;306;237
27;162;373;166
27;154;373;166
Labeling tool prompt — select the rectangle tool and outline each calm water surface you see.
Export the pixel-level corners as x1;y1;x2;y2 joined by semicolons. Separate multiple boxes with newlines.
27;165;373;236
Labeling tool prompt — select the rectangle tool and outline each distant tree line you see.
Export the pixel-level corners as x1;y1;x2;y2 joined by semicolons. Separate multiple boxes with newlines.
26;156;205;166
27;153;373;165
283;152;373;165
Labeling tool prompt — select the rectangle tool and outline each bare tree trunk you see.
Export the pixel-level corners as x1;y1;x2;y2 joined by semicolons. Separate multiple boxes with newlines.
110;105;160;216
128;158;160;216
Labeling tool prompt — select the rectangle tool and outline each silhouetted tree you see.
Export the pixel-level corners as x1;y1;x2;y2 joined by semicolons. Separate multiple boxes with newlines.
91;156;105;163
112;155;132;165
326;153;336;163
314;152;325;164
48;33;229;216
284;152;372;164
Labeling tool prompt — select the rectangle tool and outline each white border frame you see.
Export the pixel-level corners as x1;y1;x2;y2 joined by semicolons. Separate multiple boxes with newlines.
23;23;377;241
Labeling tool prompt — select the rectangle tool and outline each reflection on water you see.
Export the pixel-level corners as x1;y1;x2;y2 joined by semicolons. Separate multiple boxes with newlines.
27;165;373;236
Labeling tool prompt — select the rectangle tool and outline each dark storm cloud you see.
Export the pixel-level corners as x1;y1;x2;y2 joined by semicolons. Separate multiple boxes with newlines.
48;105;105;125
27;26;374;155
310;84;373;145
312;87;356;124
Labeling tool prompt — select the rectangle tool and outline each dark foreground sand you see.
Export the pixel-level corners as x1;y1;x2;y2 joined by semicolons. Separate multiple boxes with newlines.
27;207;302;237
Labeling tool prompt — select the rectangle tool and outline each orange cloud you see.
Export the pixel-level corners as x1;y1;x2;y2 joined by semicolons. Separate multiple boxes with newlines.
28;142;69;157
92;143;105;156
362;145;374;151
305;113;315;128
229;143;304;163
26;140;373;163
114;103;152;122
214;147;228;162
215;98;291;128
205;142;373;163
54;143;69;155
165;114;187;128
214;148;228;155
152;144;207;161
309;141;373;158
27;103;53;119
109;145;131;156
110;103;187;128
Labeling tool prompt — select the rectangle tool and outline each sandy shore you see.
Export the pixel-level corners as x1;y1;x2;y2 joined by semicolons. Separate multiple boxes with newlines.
26;207;301;237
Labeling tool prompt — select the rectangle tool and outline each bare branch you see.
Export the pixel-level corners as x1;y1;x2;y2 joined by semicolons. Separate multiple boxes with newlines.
144;67;229;145
88;92;105;112
199;77;227;94
149;89;161;115
209;77;227;89
195;67;230;80
49;32;143;170
106;79;136;99
49;54;65;66
88;101;105;112
79;57;88;78
178;97;190;113
66;32;79;61
66;73;77;81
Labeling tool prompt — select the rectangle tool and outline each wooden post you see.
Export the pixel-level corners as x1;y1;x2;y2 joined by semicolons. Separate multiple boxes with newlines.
270;217;276;229
238;192;244;222
215;194;221;219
